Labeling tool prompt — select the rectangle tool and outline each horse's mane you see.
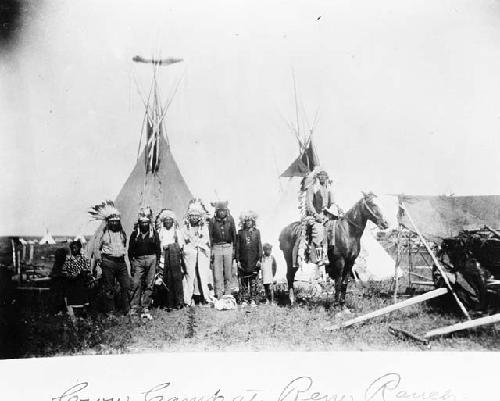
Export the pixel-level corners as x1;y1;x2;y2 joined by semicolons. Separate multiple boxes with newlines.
341;198;363;223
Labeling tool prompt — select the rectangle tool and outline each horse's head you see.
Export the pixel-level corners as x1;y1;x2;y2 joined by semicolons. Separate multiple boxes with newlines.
361;191;389;230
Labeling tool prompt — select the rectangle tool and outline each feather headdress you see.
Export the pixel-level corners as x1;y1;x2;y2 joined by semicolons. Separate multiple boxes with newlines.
239;210;258;227
138;206;153;222
88;200;120;221
158;208;177;222
156;208;178;230
183;198;209;227
186;198;209;217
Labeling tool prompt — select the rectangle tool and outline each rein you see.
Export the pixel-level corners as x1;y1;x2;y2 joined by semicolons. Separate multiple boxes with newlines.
341;213;364;231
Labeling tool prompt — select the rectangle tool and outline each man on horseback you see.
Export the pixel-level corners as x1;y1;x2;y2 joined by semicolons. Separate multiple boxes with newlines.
296;167;340;267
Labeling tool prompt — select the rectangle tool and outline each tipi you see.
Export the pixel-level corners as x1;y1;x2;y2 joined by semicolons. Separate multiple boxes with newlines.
92;55;192;238
259;91;320;280
39;228;56;245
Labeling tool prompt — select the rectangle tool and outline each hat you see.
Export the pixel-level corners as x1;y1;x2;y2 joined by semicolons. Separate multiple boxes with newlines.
70;240;83;249
88;200;121;221
211;201;229;210
138;206;153;222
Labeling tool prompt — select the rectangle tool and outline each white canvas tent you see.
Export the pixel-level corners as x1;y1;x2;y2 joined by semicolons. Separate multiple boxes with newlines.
353;229;401;282
260;176;304;281
39;229;56;245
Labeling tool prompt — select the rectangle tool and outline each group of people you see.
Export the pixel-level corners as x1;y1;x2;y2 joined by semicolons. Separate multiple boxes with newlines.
65;199;279;319
52;167;337;320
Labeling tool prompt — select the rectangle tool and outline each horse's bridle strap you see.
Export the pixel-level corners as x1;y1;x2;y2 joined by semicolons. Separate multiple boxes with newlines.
341;199;378;230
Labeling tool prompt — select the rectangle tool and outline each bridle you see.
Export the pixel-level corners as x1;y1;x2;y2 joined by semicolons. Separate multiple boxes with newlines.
341;198;382;231
363;198;380;223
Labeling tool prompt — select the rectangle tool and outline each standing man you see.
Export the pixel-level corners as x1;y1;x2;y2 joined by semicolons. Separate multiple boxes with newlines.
89;201;130;316
157;209;185;311
236;211;262;307
128;207;160;320
209;201;237;299
182;200;213;306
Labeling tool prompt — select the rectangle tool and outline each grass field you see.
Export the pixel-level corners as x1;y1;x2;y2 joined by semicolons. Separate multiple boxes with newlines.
3;280;499;359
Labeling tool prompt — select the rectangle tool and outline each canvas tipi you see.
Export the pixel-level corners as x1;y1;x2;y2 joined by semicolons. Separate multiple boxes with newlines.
39;228;56;245
91;56;192;240
259;91;320;280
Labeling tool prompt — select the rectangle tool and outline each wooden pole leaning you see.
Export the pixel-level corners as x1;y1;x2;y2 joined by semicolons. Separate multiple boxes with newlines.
393;222;402;303
484;225;500;240
401;202;471;320
425;313;500;339
325;287;448;331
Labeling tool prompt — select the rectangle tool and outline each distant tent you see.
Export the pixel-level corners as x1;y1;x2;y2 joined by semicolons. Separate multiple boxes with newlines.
74;233;87;244
89;55;192;250
39;229;56;245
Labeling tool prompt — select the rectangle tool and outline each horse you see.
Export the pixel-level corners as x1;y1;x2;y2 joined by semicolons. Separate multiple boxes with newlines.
279;192;389;307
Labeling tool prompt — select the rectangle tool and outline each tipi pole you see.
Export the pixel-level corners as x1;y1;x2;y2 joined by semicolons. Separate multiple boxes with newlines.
401;202;471;320
393;221;402;302
325;287;448;331
484;225;500;239
408;229;412;288
424;313;500;339
292;69;301;139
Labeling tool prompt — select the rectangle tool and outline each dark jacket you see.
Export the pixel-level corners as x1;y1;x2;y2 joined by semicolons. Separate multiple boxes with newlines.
128;229;161;261
209;215;237;245
236;227;263;274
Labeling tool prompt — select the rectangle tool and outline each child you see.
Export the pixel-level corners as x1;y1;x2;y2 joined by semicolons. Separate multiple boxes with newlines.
236;211;262;307
261;243;277;304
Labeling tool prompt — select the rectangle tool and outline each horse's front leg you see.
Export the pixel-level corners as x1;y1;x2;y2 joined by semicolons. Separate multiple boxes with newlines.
332;258;345;306
339;261;353;312
287;267;297;305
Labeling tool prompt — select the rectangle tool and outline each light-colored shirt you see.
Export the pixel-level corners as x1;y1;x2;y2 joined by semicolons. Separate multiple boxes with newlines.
100;230;127;257
261;254;277;284
182;225;210;256
158;227;183;249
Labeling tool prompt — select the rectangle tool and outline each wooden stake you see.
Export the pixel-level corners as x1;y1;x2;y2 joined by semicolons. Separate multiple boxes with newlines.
425;313;500;339
325;287;448;331
401;202;471;320
388;326;429;345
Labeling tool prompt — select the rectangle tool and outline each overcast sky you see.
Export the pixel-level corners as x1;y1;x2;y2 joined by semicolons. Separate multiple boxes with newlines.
1;0;500;236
